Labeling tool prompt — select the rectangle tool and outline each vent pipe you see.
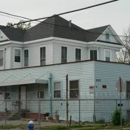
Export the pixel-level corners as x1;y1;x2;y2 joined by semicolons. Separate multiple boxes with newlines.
69;20;72;28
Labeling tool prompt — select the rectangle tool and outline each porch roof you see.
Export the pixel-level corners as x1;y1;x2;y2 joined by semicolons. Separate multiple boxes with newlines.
0;79;48;87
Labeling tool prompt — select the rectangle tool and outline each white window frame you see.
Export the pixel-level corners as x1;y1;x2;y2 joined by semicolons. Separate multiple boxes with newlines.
40;46;46;65
54;82;61;99
75;48;81;61
104;49;111;61
0;49;3;67
24;49;29;67
14;49;21;62
69;80;79;99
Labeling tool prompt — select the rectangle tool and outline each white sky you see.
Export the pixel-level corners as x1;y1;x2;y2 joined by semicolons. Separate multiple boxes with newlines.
0;0;130;37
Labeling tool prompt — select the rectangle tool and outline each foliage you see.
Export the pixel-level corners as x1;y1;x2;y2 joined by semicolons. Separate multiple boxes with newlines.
111;108;124;125
116;27;130;64
6;21;31;30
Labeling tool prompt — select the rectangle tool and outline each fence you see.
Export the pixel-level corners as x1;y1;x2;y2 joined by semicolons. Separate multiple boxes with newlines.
0;98;130;124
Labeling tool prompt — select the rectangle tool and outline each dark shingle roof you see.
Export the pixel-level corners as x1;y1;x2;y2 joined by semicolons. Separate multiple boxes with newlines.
85;25;110;42
0;25;25;42
24;15;87;42
0;16;120;44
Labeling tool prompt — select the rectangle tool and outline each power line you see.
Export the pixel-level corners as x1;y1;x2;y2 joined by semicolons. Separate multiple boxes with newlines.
0;0;118;26
0;0;127;39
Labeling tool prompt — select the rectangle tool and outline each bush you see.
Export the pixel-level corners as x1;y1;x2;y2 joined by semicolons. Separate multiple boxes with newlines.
111;108;124;125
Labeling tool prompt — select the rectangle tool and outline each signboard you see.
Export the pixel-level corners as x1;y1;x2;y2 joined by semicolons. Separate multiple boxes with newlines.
115;77;125;92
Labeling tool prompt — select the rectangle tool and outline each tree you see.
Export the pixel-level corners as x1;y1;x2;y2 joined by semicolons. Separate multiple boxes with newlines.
116;27;130;64
6;21;31;30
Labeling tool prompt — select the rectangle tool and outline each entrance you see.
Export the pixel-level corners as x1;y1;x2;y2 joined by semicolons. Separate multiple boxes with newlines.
20;86;26;109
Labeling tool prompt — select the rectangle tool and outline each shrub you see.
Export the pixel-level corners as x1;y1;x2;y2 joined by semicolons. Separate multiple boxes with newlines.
111;108;124;125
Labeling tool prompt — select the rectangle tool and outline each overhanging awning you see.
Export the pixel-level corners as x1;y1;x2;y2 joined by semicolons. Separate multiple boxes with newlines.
0;79;48;87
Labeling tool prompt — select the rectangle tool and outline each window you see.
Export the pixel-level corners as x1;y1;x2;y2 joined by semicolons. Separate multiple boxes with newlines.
0;50;3;66
54;82;61;98
106;33;110;40
40;47;46;65
105;50;111;61
75;48;81;61
69;80;79;98
4;92;10;99
127;82;130;99
24;49;28;66
61;47;67;63
90;50;97;60
15;49;21;62
37;91;44;98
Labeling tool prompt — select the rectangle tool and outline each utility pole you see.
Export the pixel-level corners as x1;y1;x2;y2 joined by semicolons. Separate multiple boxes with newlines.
66;74;69;129
93;85;96;124
119;77;122;127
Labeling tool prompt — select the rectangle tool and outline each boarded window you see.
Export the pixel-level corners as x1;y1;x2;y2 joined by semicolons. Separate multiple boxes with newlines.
69;80;79;98
54;82;61;98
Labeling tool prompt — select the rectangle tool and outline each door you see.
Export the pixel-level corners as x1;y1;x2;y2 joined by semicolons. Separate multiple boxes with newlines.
20;86;26;109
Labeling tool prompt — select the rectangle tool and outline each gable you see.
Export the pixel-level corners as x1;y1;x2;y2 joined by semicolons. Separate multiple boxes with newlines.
0;30;9;42
96;26;122;45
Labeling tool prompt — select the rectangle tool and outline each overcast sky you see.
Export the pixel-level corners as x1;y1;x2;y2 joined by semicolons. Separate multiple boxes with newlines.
0;0;130;37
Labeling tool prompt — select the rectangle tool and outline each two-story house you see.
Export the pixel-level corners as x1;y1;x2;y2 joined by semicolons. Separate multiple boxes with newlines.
0;15;129;122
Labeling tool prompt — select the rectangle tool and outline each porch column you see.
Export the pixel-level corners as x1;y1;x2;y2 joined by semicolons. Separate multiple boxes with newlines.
48;73;53;117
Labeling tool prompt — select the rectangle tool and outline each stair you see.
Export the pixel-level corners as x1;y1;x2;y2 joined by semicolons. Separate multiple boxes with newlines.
0;109;27;120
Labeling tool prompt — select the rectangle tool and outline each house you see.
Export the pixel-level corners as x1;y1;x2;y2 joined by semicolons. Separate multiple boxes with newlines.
0;15;129;122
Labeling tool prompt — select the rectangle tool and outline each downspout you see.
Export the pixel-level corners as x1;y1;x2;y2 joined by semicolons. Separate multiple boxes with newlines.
48;73;53;117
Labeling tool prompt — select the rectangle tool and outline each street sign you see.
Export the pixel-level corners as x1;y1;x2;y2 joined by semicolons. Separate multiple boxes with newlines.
115;77;125;92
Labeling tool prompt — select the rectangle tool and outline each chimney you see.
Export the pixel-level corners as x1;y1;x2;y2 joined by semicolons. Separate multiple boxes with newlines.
69;20;72;28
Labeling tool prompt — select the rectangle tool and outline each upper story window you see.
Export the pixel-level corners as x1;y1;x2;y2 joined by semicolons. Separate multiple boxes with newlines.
0;50;3;66
106;33;110;40
75;48;81;61
69;80;79;99
54;82;61;98
15;49;21;62
90;50;97;60
24;49;29;67
105;50;111;61
40;47;46;65
61;46;67;63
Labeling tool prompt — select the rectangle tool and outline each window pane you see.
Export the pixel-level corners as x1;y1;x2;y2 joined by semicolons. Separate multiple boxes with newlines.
54;90;61;98
70;80;79;98
105;51;110;61
54;82;61;98
76;49;81;61
54;82;60;89
24;50;28;66
40;47;46;65
90;50;97;60
37;91;44;98
61;47;67;63
0;50;3;66
15;49;21;62
5;92;10;99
